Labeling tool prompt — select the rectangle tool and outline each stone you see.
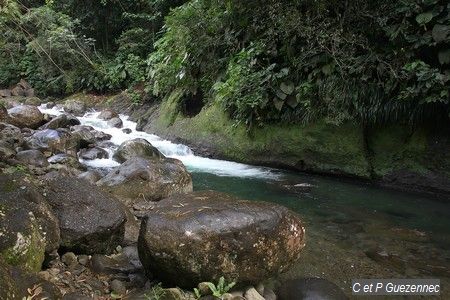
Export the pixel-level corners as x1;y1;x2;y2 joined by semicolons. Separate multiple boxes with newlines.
16;150;49;167
62;292;92;300
107;117;123;128
46;102;56;109
90;253;141;274
0;89;11;97
137;191;305;288
113;138;164;163
198;282;212;296
0;122;23;146
24;96;40;105
7;105;44;129
256;283;264;295
110;279;127;295
97;157;193;206
0;141;16;160
98;109;119;120
61;252;78;267
44;176;127;254
276;278;348;300
48;154;85;170
244;288;265;300
63;99;87;116
0;105;8;122
0;174;60;272
78;146;108;160
122;128;132;134
162;288;185;300
39;114;80;130
25;129;78;156
78;255;90;266
77;170;103;184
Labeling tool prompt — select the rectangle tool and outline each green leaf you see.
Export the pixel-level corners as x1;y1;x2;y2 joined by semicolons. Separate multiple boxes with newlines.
273;97;284;111
280;81;295;95
416;12;434;25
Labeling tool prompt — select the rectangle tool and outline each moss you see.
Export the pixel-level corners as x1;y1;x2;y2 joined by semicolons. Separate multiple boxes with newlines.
155;101;371;178
0;219;45;272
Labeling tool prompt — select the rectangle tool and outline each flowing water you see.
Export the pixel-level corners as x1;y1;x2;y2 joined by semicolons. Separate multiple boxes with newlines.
39;106;450;296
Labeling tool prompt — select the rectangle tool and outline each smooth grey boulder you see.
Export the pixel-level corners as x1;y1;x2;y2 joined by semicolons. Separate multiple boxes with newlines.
25;129;78;156
137;191;306;288
44;176;127;254
78;147;108;160
107;117;123;128
113;138;164;163
7;105;44;129
97;157;193;206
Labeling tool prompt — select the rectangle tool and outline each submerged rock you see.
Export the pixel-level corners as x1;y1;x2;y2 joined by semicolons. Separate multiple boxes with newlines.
0;174;60;272
78;146;108;160
276;278;348;300
138;191;305;287
97;157;192;206
113;138;164;163
7;105;44;129
44;176;127;254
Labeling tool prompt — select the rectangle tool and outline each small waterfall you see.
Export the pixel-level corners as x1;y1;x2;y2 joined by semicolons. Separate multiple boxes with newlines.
38;105;280;179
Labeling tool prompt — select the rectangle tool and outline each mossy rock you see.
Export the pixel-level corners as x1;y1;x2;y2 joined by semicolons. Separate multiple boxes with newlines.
0;174;60;272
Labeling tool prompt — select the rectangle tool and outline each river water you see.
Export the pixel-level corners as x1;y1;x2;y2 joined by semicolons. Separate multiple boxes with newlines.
39;106;450;296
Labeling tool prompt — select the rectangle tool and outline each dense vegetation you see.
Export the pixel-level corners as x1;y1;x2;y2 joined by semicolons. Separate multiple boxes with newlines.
1;0;449;128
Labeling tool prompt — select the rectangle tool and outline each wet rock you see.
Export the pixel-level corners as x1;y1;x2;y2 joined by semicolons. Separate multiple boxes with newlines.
25;129;78;156
98;109;119;120
276;278;348;300
40;114;80;130
63;99;87;116
98;157;193;206
244;288;265;300
44;176;127;254
7;105;44;129
0;174;60;271
110;279;127;295
61;252;78;268
46;102;56;109
113;138;164;163
70;125;96;146
122;128;132;134
24;97;41;106
48;153;85;170
77;170;103;184
78;146;108;160
16;150;49;167
0;122;23;146
138;191;305;288
107;117;123;128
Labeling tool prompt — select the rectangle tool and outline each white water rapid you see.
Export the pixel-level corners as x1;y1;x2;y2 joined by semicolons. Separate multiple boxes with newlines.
38;105;280;179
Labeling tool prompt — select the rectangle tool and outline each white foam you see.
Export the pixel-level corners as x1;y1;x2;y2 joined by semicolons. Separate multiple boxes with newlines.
38;104;280;179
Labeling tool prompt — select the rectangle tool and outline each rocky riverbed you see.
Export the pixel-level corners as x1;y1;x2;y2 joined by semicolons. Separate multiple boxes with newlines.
0;87;334;299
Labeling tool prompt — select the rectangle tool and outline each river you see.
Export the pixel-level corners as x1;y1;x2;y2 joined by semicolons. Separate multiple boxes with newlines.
39;105;450;297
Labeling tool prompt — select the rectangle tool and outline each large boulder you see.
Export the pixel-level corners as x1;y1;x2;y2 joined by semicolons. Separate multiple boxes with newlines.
97;157;193;206
40;114;80;130
0;174;60;272
113;138;164;163
44;176;127;254
98;109;118;120
16;150;49;167
25;129;78;156
107;117;123;128
63;99;87;116
70;125;111;148
0;141;16;160
137;191;306;288
7;105;44;129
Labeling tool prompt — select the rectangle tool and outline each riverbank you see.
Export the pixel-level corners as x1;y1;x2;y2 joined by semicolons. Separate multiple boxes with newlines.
100;92;450;198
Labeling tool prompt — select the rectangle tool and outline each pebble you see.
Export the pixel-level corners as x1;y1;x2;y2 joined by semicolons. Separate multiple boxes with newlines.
110;279;127;295
61;252;78;267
